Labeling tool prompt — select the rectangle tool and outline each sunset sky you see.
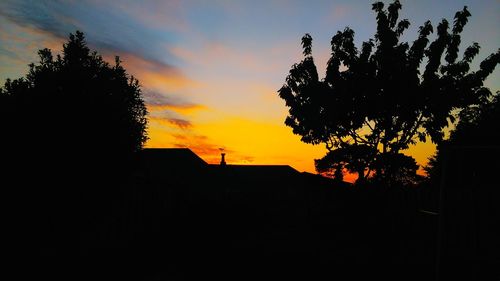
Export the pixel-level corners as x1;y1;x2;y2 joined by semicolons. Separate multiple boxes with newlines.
1;0;498;181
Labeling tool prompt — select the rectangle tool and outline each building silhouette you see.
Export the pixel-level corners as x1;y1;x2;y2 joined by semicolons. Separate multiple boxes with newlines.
29;148;498;281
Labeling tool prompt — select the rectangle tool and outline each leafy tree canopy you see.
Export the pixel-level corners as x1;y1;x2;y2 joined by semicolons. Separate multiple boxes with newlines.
425;92;500;182
0;31;148;174
278;1;499;185
0;31;149;254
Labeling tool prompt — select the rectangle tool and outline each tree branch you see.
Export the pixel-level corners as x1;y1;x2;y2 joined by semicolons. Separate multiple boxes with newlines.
364;119;375;131
402;112;424;146
325;136;335;151
349;129;372;145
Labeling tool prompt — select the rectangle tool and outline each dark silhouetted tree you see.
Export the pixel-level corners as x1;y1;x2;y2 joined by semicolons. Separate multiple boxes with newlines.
278;1;499;185
1;31;147;171
315;144;374;183
425;92;500;183
0;31;148;253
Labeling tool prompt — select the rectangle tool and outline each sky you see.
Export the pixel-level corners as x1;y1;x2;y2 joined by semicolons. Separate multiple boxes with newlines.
1;0;498;181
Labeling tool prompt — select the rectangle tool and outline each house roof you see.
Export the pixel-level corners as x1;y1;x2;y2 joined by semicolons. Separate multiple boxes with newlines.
141;148;207;165
139;148;342;187
139;148;207;178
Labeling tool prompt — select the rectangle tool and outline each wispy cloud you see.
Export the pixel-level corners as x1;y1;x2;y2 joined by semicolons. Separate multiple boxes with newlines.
149;116;193;130
0;16;66;82
0;0;179;69
143;90;200;109
100;0;189;32
106;51;200;96
147;123;254;165
172;133;226;158
0;1;79;40
166;118;192;129
149;109;193;130
169;41;294;76
170;133;255;164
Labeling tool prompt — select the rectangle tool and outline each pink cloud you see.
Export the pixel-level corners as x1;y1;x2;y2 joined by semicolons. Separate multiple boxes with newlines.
169;41;292;75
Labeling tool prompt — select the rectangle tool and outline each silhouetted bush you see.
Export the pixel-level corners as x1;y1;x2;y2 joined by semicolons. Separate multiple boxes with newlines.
0;31;148;260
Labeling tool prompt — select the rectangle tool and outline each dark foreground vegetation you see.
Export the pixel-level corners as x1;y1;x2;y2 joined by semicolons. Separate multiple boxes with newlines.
11;147;497;281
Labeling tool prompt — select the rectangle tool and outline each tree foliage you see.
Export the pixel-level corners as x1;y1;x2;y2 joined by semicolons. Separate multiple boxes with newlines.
0;31;149;253
0;31;148;171
278;1;499;184
0;31;151;257
425;92;500;182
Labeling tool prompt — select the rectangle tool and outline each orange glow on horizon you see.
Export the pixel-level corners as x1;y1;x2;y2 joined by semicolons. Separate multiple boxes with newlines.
146;114;436;184
146;115;326;173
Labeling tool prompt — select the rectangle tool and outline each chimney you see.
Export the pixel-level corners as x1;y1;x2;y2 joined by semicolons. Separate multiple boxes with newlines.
220;152;226;166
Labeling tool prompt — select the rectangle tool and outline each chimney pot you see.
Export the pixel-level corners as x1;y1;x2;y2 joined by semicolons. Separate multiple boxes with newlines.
220;153;226;166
